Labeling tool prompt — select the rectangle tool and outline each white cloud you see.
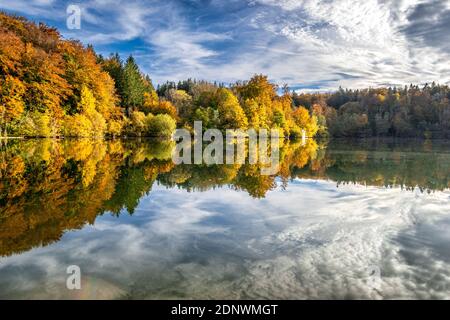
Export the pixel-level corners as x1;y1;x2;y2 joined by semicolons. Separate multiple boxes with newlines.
1;181;450;299
1;0;450;89
245;0;450;89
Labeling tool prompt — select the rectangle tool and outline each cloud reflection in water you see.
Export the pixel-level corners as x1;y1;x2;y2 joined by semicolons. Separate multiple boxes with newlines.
1;180;450;299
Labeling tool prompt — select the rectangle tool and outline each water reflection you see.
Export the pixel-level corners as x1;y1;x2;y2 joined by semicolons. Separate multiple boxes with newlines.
1;138;450;299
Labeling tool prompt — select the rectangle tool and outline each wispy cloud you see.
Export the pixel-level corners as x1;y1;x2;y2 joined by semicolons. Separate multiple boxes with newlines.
1;182;450;299
1;0;449;89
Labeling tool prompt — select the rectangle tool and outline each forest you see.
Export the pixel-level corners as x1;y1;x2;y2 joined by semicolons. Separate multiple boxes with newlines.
293;84;450;138
0;12;317;139
1;12;450;139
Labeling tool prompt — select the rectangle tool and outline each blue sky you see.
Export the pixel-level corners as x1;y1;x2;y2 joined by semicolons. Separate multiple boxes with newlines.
1;0;450;91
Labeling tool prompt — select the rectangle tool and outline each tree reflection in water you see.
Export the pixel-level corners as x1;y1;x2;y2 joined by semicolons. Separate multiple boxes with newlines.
1;138;450;257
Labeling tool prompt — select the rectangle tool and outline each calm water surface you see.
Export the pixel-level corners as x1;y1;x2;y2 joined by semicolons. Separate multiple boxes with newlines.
1;138;450;299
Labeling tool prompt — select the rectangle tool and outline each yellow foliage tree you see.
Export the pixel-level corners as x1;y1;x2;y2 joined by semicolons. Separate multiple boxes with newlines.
216;88;248;129
64;114;93;137
142;91;159;113
235;75;276;129
76;86;107;137
108;120;124;138
16;111;51;137
129;111;148;136
292;106;319;137
0;76;25;136
241;99;260;130
143;99;178;120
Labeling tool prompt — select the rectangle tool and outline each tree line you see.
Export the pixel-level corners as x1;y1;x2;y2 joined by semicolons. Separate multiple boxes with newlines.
0;12;176;138
293;84;450;138
1;12;449;139
0;12;318;139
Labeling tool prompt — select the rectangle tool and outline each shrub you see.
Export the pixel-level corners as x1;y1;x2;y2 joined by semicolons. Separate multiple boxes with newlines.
88;111;107;137
63;114;93;137
131;111;147;134
125;111;155;136
107;119;124;137
15;112;51;137
147;114;176;138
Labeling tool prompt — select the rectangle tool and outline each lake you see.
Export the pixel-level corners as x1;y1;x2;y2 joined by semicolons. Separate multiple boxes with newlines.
1;138;450;299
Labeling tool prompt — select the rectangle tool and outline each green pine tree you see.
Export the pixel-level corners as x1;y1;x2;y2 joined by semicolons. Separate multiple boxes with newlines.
122;56;147;115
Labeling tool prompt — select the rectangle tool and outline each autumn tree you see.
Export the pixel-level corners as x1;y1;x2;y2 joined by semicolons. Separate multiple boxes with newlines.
216;88;248;129
0;76;25;136
292;106;319;137
235;75;276;129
